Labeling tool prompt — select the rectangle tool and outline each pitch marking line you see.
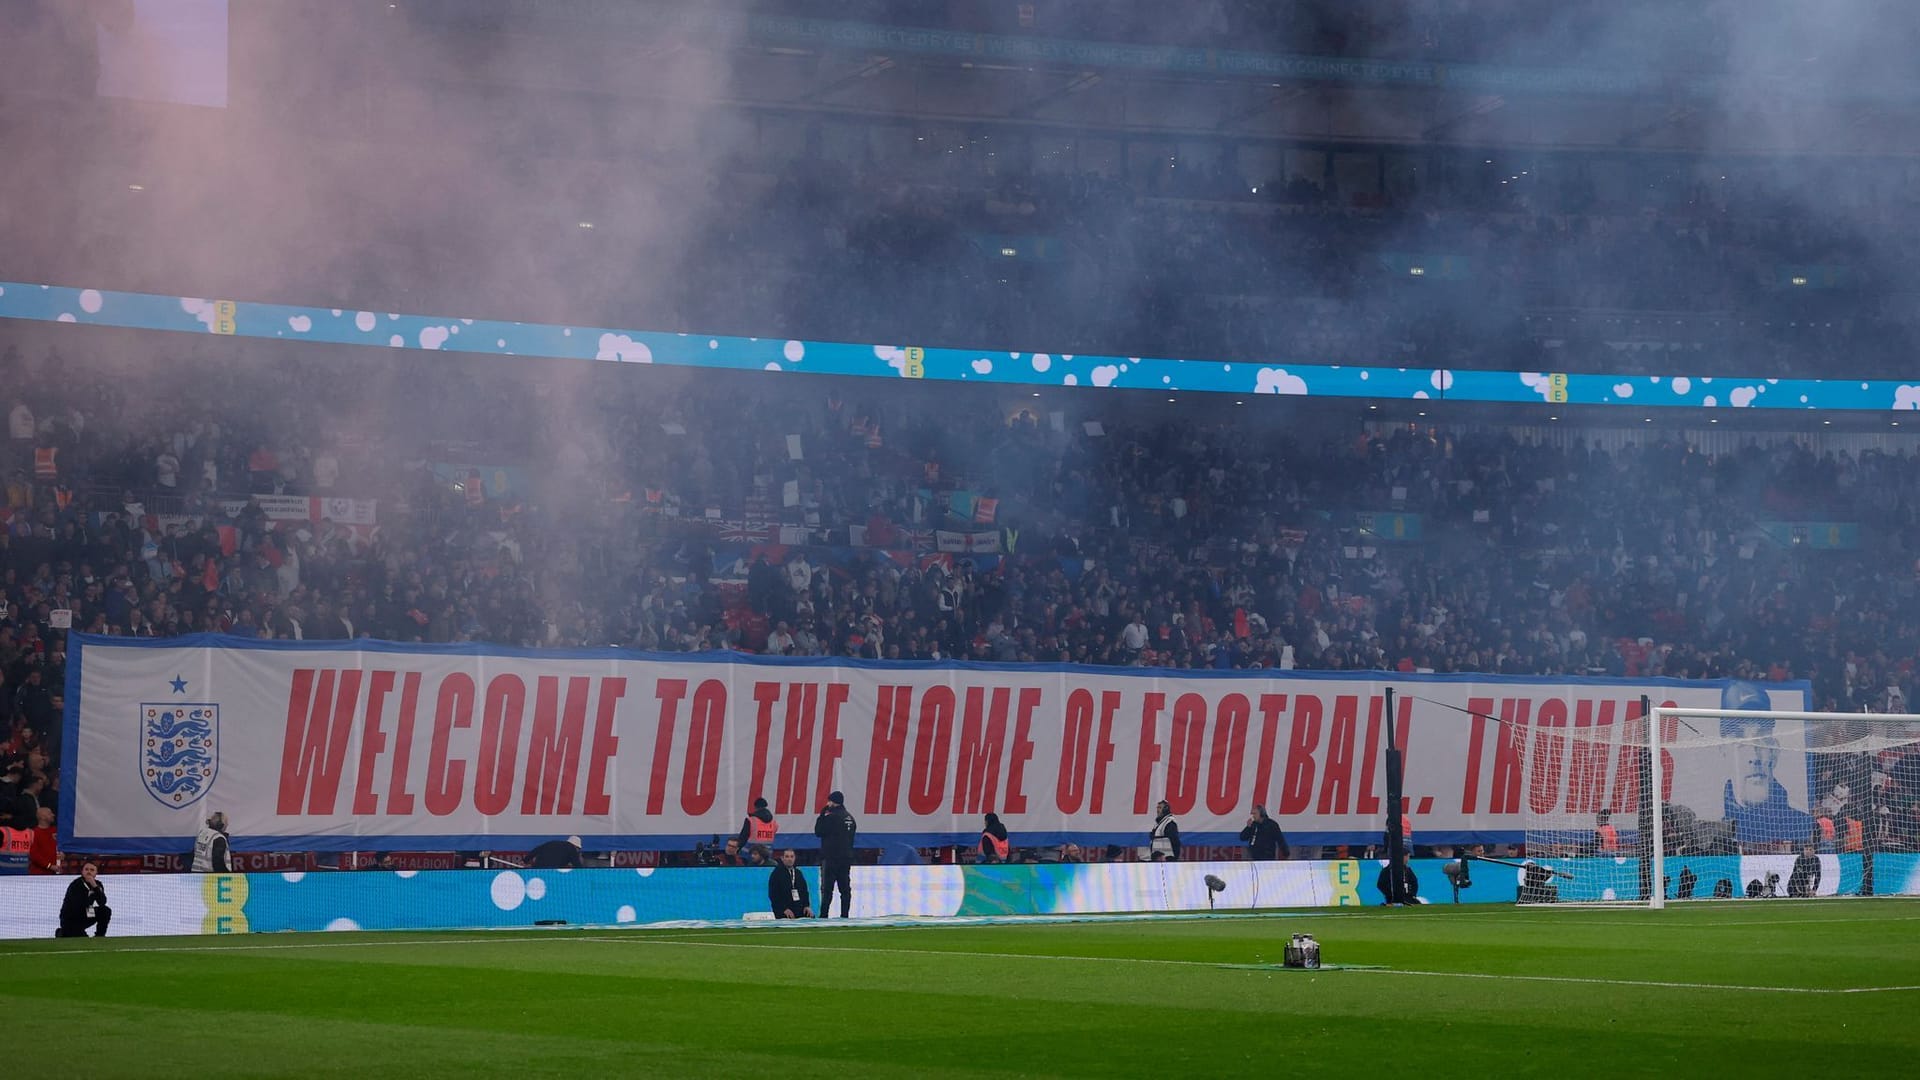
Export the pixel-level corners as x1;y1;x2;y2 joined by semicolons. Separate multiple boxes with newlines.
0;925;995;960
3;933;1917;995
581;936;1920;994
1346;968;1920;995
0;936;525;958
1463;915;1920;928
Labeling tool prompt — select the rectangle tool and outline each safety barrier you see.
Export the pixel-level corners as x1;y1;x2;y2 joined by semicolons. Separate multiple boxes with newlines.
7;855;1916;939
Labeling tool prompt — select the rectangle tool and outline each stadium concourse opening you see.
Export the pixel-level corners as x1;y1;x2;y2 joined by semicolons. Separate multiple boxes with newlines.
9;0;1920;1071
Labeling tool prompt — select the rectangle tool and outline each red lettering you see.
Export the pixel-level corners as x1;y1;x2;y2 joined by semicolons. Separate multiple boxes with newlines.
352;671;396;816
1277;694;1322;815
1564;699;1615;814
584;677;625;816
815;683;849;811
647;679;688;816
1658;705;1679;802
474;674;526;817
749;682;780;807
1316;694;1359;815
908;685;955;816
1461;696;1493;814
1056;688;1095;814
1609;699;1647;813
1357;695;1384;815
386;671;422;815
1090;691;1120;814
1611;748;1642;814
276;668;363;816
1133;693;1167;814
1166;693;1206;815
1490;698;1533;815
1393;696;1412;775
865;686;913;814
1252;694;1288;808
1004;687;1040;814
1205;694;1250;816
954;686;1009;814
522;675;590;815
679;680;726;815
1527;699;1570;815
775;682;819;816
425;673;476;817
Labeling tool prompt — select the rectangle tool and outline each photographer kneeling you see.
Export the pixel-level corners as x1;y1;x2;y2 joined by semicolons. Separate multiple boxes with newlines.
57;862;111;938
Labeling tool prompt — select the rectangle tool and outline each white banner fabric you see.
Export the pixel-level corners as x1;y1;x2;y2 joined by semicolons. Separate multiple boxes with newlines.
64;636;1810;852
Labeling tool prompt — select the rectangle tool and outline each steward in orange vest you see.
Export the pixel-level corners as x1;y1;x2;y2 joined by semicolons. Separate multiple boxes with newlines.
1814;815;1866;853
979;813;1010;863
737;797;779;857
1593;810;1621;855
0;824;31;875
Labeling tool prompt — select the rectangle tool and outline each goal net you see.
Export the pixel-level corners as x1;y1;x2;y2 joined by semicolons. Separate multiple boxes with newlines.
1516;705;1920;907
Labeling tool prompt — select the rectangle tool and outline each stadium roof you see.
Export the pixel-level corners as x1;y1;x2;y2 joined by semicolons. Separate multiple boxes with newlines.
385;1;1920;157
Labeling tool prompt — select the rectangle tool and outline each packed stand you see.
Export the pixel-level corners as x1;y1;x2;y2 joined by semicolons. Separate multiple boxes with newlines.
7;337;1920;859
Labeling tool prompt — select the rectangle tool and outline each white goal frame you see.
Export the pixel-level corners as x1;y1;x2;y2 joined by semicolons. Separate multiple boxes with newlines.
1646;707;1920;909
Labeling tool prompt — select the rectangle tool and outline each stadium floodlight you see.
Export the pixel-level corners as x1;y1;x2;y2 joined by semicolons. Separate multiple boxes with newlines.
1521;702;1920;907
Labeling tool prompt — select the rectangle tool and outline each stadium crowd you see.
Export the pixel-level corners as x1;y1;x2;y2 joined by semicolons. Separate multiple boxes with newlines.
5;4;1920;869
6;338;1920;865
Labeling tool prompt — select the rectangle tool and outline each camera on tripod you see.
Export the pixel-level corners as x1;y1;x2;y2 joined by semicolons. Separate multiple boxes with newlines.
691;835;726;867
1283;933;1321;969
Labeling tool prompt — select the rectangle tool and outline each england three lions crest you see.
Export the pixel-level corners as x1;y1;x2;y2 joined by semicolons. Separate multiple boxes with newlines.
141;704;219;809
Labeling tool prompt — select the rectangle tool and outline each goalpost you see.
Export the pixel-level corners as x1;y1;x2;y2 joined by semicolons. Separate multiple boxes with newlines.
1517;706;1920;908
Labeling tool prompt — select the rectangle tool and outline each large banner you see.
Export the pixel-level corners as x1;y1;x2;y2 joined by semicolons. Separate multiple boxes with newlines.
62;635;1810;853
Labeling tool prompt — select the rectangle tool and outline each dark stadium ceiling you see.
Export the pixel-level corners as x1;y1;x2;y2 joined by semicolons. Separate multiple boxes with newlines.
368;1;1920;157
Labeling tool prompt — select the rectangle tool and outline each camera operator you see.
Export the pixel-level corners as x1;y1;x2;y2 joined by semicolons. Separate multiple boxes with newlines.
1518;861;1560;904
526;835;584;869
693;837;741;867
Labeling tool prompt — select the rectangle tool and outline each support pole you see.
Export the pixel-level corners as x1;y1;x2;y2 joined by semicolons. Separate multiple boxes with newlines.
1383;687;1408;903
1649;699;1666;909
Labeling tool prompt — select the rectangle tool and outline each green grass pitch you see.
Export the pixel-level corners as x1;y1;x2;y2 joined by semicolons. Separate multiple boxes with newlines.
5;900;1917;1077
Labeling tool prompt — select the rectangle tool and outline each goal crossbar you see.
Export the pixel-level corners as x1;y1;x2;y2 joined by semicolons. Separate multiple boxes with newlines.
1653;708;1920;724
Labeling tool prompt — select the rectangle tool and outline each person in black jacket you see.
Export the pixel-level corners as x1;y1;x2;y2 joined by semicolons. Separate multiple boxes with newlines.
57;862;110;938
1787;838;1823;898
1377;852;1419;905
768;849;812;919
1239;805;1290;861
814;790;857;917
978;813;1010;863
526;835;584;869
